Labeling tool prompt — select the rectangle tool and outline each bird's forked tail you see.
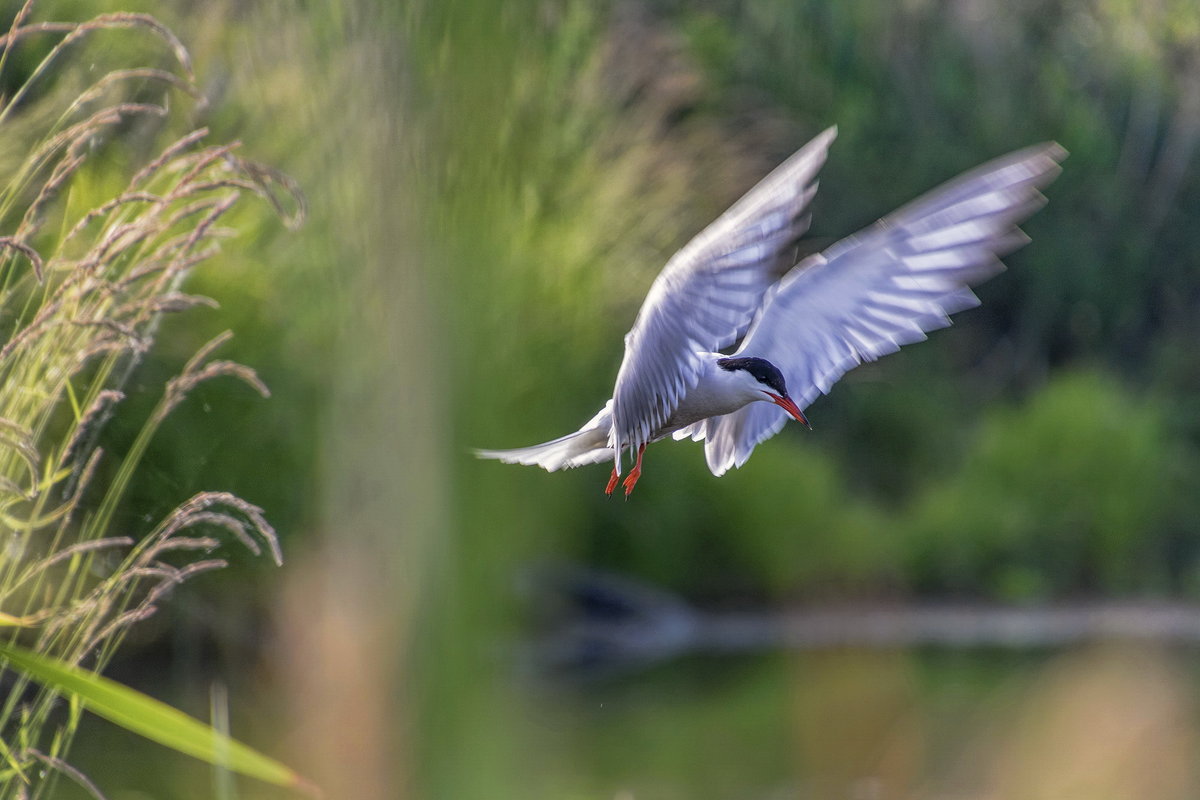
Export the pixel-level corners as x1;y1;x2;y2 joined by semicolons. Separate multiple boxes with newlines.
474;402;614;472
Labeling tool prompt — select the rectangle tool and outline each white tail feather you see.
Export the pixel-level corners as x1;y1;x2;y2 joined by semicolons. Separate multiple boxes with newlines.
475;401;614;472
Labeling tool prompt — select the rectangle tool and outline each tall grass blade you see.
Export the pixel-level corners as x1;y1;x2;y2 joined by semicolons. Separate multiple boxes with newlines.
0;643;316;795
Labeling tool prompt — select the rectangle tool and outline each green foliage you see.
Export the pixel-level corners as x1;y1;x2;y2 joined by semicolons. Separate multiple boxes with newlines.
711;446;898;598
906;371;1191;600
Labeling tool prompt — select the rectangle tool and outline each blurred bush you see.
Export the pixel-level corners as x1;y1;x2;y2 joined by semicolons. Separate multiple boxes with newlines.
906;370;1196;600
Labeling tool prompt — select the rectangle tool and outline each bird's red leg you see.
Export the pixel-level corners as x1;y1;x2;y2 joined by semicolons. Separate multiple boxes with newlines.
604;467;620;496
622;444;646;497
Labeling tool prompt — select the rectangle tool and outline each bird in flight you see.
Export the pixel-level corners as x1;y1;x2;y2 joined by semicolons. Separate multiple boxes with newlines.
477;128;1065;496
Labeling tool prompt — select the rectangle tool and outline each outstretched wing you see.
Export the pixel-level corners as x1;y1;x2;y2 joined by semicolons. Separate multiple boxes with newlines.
609;127;837;472
698;142;1067;476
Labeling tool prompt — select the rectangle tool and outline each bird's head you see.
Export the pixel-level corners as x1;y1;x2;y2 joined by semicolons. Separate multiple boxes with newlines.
716;356;811;428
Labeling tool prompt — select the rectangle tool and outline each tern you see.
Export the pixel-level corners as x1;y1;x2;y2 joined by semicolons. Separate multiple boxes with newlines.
478;128;1065;496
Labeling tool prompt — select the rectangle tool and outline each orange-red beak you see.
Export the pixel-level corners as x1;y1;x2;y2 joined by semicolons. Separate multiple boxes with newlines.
767;392;811;429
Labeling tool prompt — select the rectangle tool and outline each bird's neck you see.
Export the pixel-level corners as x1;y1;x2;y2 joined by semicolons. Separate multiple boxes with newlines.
662;355;762;432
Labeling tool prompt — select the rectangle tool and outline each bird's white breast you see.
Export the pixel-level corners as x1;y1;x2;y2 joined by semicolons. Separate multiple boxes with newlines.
657;355;759;436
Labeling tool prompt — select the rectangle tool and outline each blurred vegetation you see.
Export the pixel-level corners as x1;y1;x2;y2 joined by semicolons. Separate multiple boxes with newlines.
441;0;1200;608
5;0;1200;797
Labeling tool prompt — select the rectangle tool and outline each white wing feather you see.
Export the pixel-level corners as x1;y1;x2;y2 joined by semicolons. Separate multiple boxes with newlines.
609;127;838;472
698;142;1067;476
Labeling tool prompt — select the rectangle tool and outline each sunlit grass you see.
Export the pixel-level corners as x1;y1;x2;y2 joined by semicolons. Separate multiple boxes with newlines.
0;2;301;795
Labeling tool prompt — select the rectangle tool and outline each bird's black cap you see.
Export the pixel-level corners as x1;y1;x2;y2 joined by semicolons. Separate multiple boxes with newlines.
717;356;789;397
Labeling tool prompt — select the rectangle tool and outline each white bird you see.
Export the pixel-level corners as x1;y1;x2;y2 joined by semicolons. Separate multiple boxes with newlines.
477;128;1065;496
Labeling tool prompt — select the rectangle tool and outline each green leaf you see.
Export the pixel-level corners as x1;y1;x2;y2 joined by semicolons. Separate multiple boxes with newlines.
0;643;317;795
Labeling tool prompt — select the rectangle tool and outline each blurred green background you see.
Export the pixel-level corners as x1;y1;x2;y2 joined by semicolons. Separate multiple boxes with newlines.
12;0;1200;797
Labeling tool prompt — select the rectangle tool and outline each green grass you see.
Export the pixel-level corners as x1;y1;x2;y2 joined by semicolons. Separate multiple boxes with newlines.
0;3;302;796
